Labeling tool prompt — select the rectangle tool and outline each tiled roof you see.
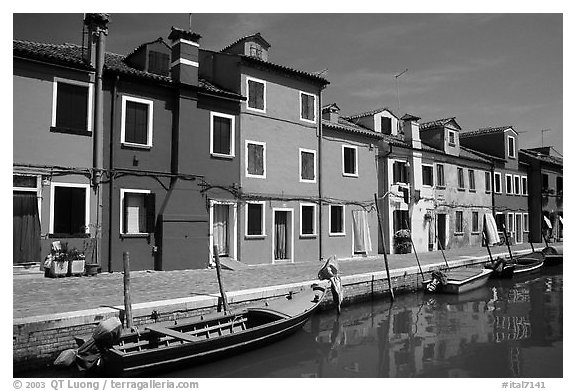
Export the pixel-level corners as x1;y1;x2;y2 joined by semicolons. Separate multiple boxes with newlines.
460;146;506;162
520;149;563;167
459;146;493;164
14;40;243;99
221;32;271;52
343;107;398;121
239;54;329;85
322;118;384;140
419;117;456;131
460;126;514;138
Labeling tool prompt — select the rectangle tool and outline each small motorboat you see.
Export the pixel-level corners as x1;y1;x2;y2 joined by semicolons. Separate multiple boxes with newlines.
424;267;493;294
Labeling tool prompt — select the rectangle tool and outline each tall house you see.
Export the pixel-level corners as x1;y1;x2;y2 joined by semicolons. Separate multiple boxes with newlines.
460;126;530;244
519;147;563;243
199;33;329;264
321;103;382;260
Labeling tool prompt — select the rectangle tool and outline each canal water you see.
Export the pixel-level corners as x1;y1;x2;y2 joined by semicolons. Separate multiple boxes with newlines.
167;266;563;378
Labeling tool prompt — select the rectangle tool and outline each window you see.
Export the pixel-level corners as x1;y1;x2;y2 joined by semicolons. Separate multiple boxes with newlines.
300;92;316;122
468;169;476;191
246;202;265;237
455;211;464;233
505;174;513;194
495;213;505;232
381;117;392;133
300;148;316;183
50;183;89;236
393;210;410;233
329;205;345;235
448;130;456;146
485;172;492;192
472;211;479;233
436;164;445;187
523;213;529;232
13;175;38;189
120;189;155;235
52;78;93;134
343;145;358;177
121;96;153;147
422;165;434;187
249;45;263;59
300;204;316;236
514;175;521;195
507;213;514;233
210;112;235;157
246;141;266;178
494;172;502;194
148;50;170;76
507;135;516;158
457;167;465;190
542;173;549;190
393;161;408;184
556;176;563;195
246;77;265;112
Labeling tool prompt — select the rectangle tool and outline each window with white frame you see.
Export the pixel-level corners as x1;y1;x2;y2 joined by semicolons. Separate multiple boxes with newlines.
495;213;505;232
507;135;516;158
485;171;492;192
246;77;265;112
120;189;155;235
523;213;529;232
507;213;514;234
455;211;464;233
448;130;456;146
422;165;434;187
494;172;502;194
52;77;93;134
468;169;476;191
121;95;154;147
472;211;479;233
246;141;266;178
457;167;465;189
393;160;409;184
505;174;513;194
300;203;316;236
246;202;265;237
521;176;528;195
300;92;316;122
436;164;446;187
329;205;345;235
50;183;89;236
514;175;521;195
210;112;235;157
342;145;358;177
299;148;316;183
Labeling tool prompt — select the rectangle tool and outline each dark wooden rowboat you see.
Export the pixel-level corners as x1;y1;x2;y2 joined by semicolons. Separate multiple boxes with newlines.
512;252;544;275
541;246;563;266
95;285;326;377
424;268;493;294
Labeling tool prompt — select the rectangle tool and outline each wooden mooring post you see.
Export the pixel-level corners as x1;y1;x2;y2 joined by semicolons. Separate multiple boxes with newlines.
213;245;230;312
374;193;394;301
123;251;134;329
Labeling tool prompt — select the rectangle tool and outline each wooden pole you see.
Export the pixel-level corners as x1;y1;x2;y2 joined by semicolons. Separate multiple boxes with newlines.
501;224;515;261
405;219;425;281
374;193;394;301
213;245;229;312
123;251;133;329
436;234;449;269
482;231;495;264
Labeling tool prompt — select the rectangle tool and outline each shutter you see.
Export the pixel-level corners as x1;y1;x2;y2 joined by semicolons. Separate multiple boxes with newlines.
56;83;88;130
256;82;264;110
403;164;409;183
145;193;156;234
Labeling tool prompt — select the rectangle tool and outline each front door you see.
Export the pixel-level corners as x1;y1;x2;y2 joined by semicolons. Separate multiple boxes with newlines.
274;210;292;261
213;204;229;256
437;214;447;250
13;191;41;264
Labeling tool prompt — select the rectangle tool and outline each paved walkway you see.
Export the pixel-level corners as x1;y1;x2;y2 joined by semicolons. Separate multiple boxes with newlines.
13;243;542;319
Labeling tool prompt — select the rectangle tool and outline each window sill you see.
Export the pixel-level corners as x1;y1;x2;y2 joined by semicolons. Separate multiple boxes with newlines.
50;126;91;137
245;234;266;240
211;153;235;160
457;188;466;192
329;232;346;237
48;233;90;238
471;232;480;235
469;189;476;193
300;234;317;239
485;190;492;194
246;106;266;114
448;143;456;147
300;117;317;124
300;179;317;184
454;232;464;236
121;233;150;238
343;173;359;178
246;174;266;179
122;142;152;150
436;186;446;190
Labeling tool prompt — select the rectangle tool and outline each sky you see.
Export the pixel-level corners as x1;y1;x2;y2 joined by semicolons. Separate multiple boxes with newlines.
12;12;563;153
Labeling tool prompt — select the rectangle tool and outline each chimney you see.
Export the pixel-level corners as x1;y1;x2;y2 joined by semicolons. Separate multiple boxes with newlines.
322;103;340;124
83;13;110;67
401;114;421;149
168;27;201;85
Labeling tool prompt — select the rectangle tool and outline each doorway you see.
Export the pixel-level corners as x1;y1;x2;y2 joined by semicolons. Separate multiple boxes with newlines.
273;209;293;262
210;201;237;260
437;213;447;250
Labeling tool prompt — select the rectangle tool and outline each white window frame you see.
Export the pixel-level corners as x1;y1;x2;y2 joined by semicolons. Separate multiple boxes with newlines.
299;91;317;123
436;163;446;188
523;213;529;232
245;140;266;179
13;174;43;223
120;95;154;148
521;176;528;196
422;164;434;187
245;201;266;238
495;212;505;232
507;213;515;234
485;171;492;193
246;76;266;113
494;172;502;194
448;130;456;146
120;188;151;236
457;167;465;190
299;148;317;183
329;204;346;236
507;135;516;158
471;211;480;233
513;175;521;195
49;182;90;235
52;77;94;132
505;174;513;195
210;111;236;158
455;210;464;234
209;200;238;260
299;203;317;237
342;145;358;177
468;169;476;191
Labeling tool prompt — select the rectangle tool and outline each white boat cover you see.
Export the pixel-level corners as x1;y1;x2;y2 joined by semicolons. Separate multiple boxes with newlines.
483;214;500;245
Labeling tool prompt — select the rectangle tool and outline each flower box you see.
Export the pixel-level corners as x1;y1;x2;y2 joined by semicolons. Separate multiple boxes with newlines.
69;259;85;276
49;260;69;278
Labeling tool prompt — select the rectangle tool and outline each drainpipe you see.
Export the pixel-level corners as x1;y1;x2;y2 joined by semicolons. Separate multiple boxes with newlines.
490;160;496;216
317;86;323;261
379;144;394;254
107;75;119;272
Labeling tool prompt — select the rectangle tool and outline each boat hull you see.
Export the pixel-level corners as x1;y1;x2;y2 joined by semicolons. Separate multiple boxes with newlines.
424;268;493;295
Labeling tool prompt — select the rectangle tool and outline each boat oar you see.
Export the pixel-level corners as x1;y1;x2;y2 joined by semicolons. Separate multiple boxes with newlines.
374;193;394;301
529;241;535;253
436;234;449;269
404;219;425;282
501;224;515;261
213;246;230;313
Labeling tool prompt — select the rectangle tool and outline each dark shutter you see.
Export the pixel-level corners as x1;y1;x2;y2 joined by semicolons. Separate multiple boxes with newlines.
248;80;264;110
381;117;391;133
402;164;409;183
302;206;314;235
125;101;149;145
248;143;264;175
247;204;263;235
145;193;156;233
213;116;231;155
148;50;169;76
301;151;315;180
56;82;88;131
331;206;342;233
54;186;85;235
344;148;355;174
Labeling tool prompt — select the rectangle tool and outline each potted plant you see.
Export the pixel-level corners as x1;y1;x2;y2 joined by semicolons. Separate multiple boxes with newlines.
67;247;86;276
393;229;412;254
44;242;85;277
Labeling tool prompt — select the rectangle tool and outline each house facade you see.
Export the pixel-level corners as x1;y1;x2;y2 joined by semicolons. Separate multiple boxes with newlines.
460;126;530;245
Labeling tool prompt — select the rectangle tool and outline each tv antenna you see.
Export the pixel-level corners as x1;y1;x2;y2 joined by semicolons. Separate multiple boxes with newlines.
395;68;408;115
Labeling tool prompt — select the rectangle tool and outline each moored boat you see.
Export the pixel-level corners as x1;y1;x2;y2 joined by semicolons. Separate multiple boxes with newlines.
424;267;493;294
541;245;563;266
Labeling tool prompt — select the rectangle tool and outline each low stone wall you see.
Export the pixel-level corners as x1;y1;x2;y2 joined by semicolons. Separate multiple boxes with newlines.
14;251;527;374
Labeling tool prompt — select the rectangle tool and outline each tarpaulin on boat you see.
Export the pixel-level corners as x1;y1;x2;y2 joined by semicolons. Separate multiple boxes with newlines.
483;214;500;245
